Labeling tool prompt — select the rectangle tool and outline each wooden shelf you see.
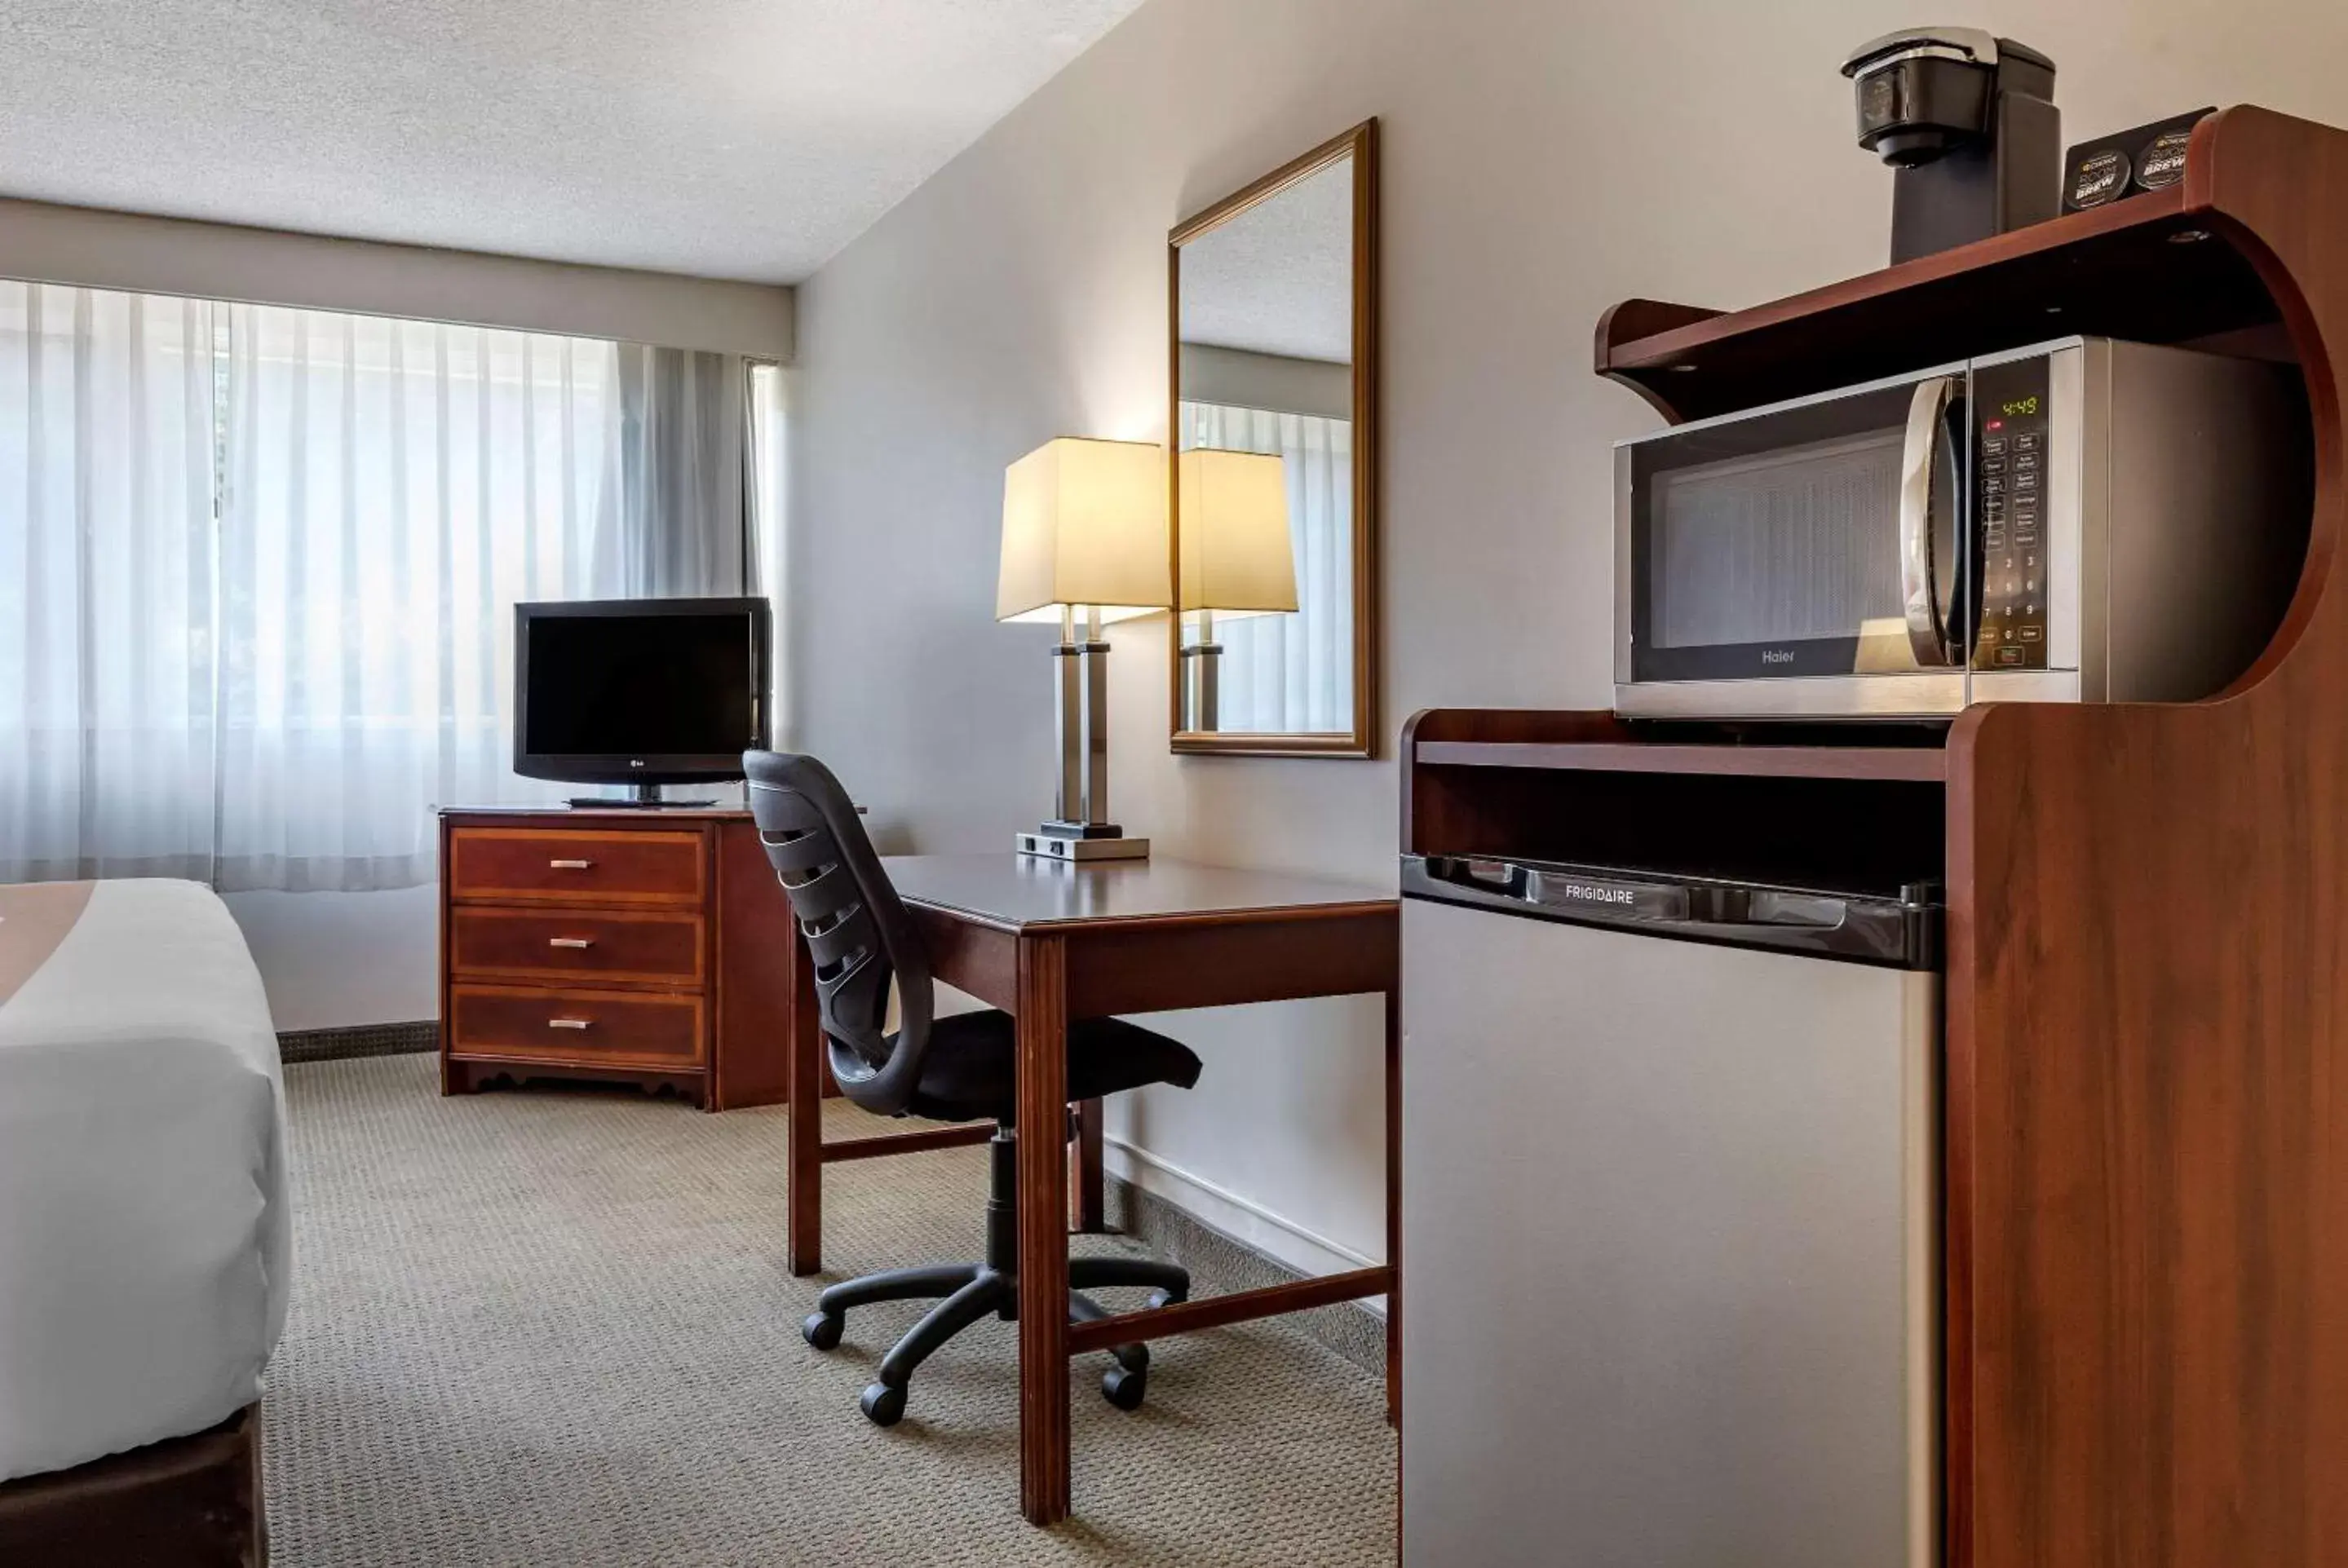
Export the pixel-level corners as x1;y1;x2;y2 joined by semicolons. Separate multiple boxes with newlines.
1596;181;2284;422
1413;738;1946;782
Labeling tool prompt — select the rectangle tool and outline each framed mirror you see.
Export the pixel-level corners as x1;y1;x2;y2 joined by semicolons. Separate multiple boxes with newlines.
1169;120;1377;756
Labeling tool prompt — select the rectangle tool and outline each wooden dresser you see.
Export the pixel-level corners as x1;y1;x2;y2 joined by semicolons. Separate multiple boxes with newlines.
437;806;796;1110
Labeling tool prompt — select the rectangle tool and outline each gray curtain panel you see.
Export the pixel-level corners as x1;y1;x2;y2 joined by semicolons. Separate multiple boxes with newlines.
613;344;750;597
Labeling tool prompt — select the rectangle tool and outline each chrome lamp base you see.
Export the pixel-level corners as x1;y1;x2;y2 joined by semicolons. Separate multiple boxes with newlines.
1015;828;1151;863
1019;604;1151;863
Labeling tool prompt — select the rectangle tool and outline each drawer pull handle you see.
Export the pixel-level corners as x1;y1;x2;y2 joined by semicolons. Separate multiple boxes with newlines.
549;858;594;870
547;1018;593;1031
547;937;595;949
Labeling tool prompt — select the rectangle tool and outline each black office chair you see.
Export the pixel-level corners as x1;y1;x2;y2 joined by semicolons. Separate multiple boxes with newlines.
745;750;1202;1427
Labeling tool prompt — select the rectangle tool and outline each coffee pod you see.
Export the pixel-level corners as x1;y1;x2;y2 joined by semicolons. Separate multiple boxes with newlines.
2136;126;2194;191
2070;148;2131;208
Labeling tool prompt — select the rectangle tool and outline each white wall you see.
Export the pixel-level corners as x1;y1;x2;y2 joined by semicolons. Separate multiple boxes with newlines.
223;890;441;1033
2;203;793;1031
785;0;2348;1277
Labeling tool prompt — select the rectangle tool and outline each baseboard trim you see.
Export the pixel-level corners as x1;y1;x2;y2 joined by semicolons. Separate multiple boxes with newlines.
1106;1174;1387;1380
279;1020;438;1064
1104;1135;1380;1279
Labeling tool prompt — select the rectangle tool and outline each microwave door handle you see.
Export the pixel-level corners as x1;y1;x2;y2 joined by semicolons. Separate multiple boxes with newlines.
1900;375;1960;668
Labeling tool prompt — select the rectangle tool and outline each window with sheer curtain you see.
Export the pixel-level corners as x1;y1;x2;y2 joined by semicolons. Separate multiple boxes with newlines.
1;280;769;892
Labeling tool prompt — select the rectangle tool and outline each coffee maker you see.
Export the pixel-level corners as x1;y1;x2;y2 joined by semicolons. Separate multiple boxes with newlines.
1842;27;2060;263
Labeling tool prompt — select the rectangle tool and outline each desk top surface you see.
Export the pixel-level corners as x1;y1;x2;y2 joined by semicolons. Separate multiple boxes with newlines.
880;853;1394;933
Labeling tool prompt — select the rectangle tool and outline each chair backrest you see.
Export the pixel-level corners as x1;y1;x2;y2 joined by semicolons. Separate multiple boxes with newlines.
742;751;934;1117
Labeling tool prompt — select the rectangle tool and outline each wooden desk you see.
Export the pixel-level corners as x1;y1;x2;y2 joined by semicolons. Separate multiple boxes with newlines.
783;852;1399;1526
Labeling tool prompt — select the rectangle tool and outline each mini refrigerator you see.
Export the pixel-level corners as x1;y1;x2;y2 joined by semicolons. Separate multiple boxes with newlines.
1400;854;1942;1568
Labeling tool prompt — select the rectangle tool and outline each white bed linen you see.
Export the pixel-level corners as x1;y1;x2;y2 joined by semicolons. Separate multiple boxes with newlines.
0;879;290;1482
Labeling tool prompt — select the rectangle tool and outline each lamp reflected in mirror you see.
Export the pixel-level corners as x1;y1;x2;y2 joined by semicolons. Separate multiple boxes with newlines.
1178;448;1295;731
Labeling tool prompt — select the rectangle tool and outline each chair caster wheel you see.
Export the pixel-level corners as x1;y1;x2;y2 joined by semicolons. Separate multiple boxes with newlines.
1110;1341;1150;1374
1102;1363;1147;1411
803;1311;843;1350
860;1382;906;1427
1146;1288;1187;1310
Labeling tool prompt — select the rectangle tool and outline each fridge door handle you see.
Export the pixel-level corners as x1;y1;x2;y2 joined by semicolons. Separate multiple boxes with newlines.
1743;889;1850;929
1457;858;1526;894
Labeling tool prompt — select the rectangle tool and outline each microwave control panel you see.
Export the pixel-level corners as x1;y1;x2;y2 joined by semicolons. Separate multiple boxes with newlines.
1972;356;2054;670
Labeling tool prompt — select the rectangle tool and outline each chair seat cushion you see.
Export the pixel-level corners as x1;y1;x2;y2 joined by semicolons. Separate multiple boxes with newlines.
899;1009;1202;1124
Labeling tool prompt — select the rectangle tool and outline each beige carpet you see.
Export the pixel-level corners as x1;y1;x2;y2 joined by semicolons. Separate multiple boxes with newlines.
266;1055;1395;1566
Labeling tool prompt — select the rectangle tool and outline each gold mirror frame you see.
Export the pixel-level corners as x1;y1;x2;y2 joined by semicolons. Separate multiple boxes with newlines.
1168;119;1378;757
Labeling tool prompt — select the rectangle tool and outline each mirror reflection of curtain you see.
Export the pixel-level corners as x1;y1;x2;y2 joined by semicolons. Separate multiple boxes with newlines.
1180;400;1351;732
0;280;754;891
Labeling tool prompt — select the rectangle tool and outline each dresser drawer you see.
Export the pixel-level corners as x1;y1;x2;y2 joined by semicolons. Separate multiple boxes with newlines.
448;984;705;1069
449;908;705;987
448;828;705;906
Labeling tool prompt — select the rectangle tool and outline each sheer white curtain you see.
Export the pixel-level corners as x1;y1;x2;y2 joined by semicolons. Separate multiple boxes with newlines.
2;285;756;894
214;307;629;891
1180;401;1353;733
0;283;221;882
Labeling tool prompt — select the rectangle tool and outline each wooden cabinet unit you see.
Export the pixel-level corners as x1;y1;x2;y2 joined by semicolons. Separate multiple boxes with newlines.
437;807;798;1110
1402;107;2348;1568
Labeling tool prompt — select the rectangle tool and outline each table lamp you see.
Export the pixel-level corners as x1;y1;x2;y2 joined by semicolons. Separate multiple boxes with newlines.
1177;448;1296;731
996;436;1170;862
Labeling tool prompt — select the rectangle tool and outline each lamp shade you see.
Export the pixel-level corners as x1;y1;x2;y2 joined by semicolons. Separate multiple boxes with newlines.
995;437;1172;625
1178;448;1297;615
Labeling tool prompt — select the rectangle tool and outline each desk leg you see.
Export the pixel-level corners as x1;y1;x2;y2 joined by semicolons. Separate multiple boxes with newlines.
1070;1098;1105;1233
1386;984;1401;1429
1016;934;1073;1526
787;926;825;1277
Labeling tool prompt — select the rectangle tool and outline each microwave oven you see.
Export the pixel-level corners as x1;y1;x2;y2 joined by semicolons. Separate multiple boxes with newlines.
1613;337;2311;719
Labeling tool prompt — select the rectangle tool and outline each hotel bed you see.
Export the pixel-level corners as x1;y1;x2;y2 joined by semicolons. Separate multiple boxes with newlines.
0;878;288;1564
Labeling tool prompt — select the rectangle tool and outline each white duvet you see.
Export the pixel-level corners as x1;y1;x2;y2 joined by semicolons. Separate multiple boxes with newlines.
0;878;290;1482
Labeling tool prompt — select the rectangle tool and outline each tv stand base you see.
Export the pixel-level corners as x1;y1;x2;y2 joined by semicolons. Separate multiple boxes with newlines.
566;783;714;809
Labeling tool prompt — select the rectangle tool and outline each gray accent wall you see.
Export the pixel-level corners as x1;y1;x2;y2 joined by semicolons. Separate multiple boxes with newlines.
783;0;2348;1282
0;197;793;358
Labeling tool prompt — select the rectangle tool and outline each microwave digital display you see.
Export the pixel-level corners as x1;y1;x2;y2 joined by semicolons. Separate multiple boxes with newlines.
1972;356;2053;671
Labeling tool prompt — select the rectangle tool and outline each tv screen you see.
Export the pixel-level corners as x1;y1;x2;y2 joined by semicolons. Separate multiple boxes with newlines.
514;598;770;785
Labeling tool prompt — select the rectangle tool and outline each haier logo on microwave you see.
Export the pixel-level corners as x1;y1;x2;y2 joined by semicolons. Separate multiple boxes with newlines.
1761;647;1797;665
1554;881;1635;907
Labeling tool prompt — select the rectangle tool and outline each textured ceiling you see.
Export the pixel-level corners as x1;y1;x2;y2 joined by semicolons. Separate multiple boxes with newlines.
1178;154;1353;364
0;0;1144;283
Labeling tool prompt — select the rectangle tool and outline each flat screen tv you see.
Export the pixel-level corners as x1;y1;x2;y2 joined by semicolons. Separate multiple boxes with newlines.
513;597;771;805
